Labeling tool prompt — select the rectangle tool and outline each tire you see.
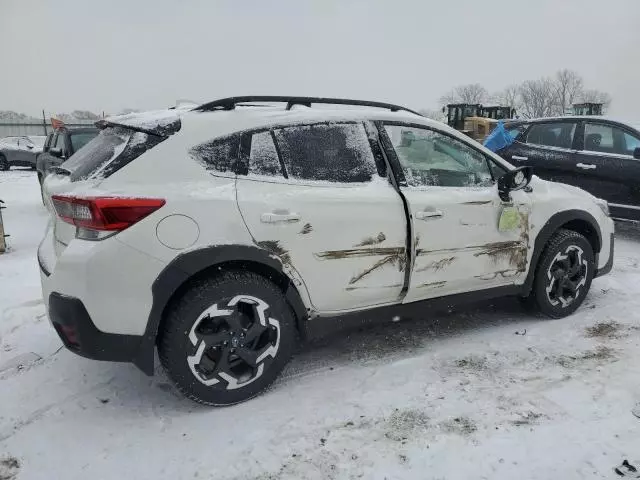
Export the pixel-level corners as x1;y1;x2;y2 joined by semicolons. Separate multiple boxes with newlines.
528;229;594;318
0;155;9;171
159;270;297;406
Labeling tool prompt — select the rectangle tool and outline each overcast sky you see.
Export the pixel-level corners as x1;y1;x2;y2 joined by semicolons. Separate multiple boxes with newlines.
1;0;639;118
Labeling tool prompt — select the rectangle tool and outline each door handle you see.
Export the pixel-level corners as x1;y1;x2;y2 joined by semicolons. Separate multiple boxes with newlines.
576;163;597;170
415;209;444;220
260;212;301;223
512;155;528;161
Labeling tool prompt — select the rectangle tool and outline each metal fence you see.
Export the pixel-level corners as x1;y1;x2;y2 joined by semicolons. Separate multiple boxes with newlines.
0;111;98;138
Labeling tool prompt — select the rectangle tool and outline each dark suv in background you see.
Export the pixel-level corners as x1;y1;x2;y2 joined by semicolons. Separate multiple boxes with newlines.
497;117;640;221
36;127;98;187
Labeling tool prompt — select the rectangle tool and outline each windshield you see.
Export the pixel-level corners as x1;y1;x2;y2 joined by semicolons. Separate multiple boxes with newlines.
70;131;98;152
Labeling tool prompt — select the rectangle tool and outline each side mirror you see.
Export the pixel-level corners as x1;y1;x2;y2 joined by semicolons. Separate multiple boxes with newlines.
497;166;533;202
634;147;640;160
49;147;63;158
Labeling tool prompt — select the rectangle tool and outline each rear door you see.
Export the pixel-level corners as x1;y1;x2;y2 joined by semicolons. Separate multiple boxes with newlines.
235;121;408;313
380;123;531;302
573;121;640;220
500;121;578;184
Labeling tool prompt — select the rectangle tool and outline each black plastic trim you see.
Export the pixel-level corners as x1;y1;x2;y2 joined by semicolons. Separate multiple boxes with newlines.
522;209;602;295
303;285;522;340
38;254;51;277
595;233;614;278
48;292;144;364
139;245;309;372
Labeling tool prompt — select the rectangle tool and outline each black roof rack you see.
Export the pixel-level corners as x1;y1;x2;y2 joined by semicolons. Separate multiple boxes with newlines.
193;96;422;116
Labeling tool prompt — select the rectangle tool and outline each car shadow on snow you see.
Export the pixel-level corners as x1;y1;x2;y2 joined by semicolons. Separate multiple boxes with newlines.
615;220;640;243
282;295;535;381
84;296;535;412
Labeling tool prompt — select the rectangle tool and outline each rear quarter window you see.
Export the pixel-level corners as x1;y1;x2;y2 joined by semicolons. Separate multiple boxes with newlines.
189;134;241;174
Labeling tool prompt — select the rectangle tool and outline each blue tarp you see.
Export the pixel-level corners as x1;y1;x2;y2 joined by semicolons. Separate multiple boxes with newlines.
483;121;515;152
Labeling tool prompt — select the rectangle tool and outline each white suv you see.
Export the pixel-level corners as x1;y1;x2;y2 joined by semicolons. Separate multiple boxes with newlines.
39;96;615;405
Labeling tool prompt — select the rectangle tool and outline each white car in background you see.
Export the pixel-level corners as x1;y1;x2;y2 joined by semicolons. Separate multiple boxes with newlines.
0;135;46;170
38;96;614;406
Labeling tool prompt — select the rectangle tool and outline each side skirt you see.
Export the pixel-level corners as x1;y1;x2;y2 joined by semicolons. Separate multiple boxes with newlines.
302;285;523;340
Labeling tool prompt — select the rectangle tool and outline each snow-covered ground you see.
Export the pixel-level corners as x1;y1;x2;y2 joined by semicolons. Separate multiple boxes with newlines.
2;170;640;480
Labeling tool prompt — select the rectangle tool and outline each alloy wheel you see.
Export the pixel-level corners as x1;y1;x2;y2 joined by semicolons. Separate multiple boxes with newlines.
545;245;588;308
186;295;281;390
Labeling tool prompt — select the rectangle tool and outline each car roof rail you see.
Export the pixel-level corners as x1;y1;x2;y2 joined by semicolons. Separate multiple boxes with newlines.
193;96;423;116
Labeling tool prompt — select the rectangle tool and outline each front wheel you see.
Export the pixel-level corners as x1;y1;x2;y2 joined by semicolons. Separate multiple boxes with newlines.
528;229;594;318
0;155;9;171
159;271;297;406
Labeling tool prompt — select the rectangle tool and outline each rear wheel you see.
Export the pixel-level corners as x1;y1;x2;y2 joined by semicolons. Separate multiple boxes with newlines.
0;155;9;171
159;271;297;406
528;229;594;318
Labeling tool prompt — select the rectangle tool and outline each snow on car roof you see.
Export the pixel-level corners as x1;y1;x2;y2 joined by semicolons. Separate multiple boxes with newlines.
101;109;182;135
186;103;430;132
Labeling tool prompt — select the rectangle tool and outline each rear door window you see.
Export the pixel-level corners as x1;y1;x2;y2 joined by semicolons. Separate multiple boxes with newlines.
247;131;282;177
623;131;640;156
526;122;577;149
273;123;377;183
584;122;639;156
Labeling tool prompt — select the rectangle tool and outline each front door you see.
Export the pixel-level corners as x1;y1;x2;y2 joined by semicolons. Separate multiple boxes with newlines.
573;121;640;220
235;122;408;313
380;123;531;303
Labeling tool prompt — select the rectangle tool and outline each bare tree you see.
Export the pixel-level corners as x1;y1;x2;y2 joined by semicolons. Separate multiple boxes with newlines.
491;84;521;109
439;83;488;105
418;108;445;122
579;89;612;112
555;69;584;115
518;77;560;118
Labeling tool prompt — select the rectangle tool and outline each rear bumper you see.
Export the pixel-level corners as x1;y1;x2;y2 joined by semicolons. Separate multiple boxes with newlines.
595;233;614;278
48;292;147;365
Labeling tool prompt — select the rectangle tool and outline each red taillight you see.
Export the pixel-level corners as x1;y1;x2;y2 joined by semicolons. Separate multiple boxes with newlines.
51;195;165;232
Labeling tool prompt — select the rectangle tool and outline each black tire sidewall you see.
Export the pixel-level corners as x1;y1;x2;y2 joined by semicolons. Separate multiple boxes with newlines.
533;232;594;318
159;272;296;406
0;156;9;171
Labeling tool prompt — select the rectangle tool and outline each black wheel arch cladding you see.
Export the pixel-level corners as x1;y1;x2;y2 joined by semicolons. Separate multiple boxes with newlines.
523;209;602;296
137;244;308;375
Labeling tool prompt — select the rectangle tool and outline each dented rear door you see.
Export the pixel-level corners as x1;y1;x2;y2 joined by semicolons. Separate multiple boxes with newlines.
380;123;531;303
235;123;408;313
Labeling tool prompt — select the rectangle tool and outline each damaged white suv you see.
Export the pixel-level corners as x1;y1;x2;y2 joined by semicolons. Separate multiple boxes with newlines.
39;96;614;405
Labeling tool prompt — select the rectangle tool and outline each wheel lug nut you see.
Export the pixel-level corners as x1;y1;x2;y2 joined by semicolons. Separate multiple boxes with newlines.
230;348;235;353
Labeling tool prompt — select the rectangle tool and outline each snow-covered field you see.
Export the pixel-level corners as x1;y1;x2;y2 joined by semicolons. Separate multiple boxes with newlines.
2;170;640;480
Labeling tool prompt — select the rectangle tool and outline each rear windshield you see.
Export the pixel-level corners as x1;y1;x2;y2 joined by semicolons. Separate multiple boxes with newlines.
62;126;164;181
70;131;98;152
